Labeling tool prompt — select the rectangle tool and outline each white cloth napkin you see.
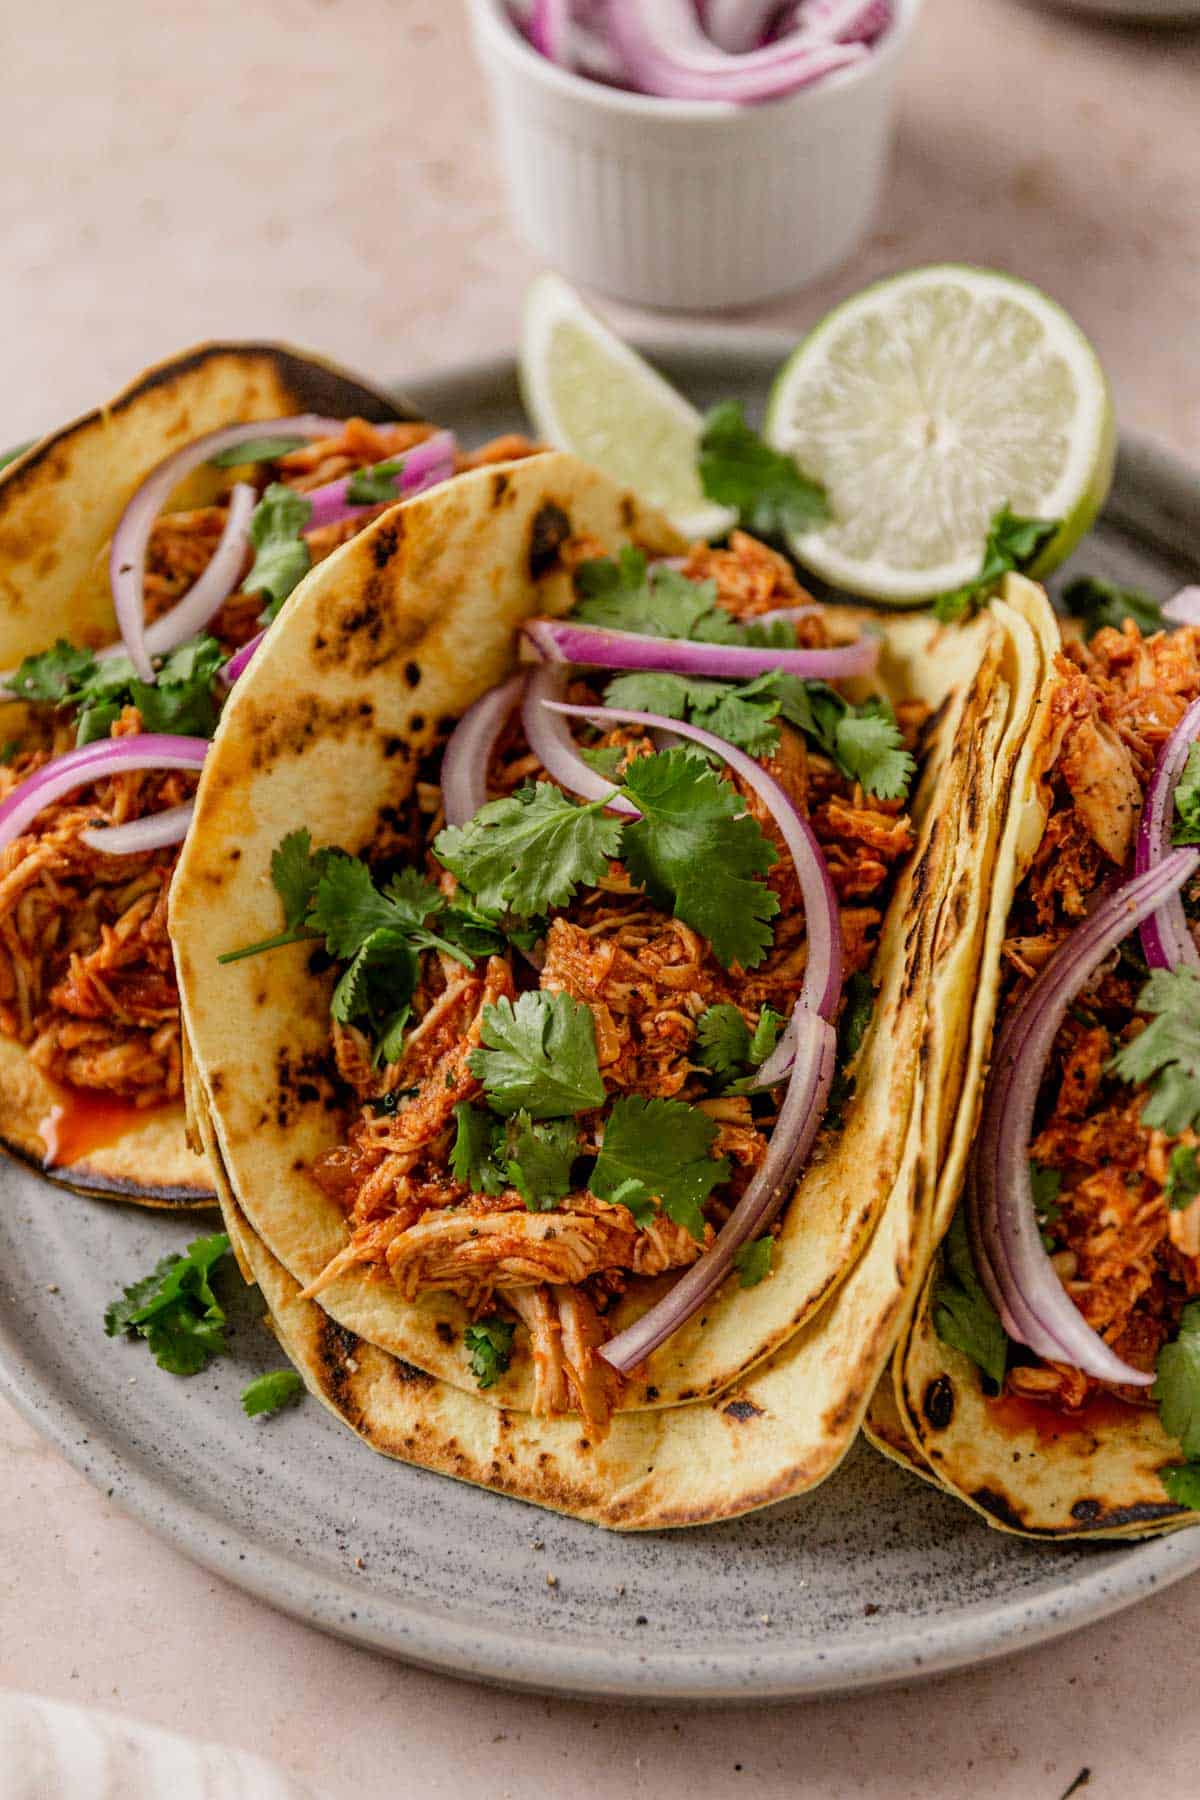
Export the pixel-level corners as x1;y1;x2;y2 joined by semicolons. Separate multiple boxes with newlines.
0;1691;311;1800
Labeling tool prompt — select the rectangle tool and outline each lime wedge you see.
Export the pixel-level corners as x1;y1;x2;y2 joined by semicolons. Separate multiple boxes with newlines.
765;266;1116;604
520;273;735;542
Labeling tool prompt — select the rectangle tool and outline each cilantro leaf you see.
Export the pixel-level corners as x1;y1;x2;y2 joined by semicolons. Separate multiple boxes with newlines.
7;639;97;706
504;1113;578;1211
579;743;625;779
732;1235;774;1288
218;828;334;963
0;440;33;473
1031;1161;1063;1249
242;1368;306;1416
591;1095;728;1240
0;740;18;765
1172;744;1200;847
1154;1301;1200;1459
695;1004;752;1077
346;459;405;505
464;1316;516;1389
604;670;784;758
245;482;312;621
698;401;830;540
620;749;779;969
1160;1461;1200;1511
469;990;605;1118
834;703;915;801
572;547;737;643
827;970;876;1125
1167;1145;1200;1211
104;1232;232;1376
748;1006;784;1066
932;1209;1009;1389
1109;969;1200;1135
451;1101;508;1194
209;435;309;467
434;782;622;917
934;505;1060;623
1062;575;1165;641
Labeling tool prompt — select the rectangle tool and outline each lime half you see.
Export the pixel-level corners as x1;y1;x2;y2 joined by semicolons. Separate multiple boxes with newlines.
765;266;1116;604
520;273;735;542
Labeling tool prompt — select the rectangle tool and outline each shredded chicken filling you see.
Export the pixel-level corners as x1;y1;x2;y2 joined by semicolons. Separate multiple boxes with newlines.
1001;623;1200;1412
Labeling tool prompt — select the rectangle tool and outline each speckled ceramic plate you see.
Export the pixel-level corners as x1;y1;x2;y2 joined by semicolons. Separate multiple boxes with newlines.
2;338;1199;1703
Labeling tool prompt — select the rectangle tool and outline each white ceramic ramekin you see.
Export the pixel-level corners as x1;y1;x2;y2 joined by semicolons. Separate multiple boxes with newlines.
467;0;923;310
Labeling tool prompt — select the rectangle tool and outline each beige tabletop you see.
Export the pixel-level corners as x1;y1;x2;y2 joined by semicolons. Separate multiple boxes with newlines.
2;0;1199;1793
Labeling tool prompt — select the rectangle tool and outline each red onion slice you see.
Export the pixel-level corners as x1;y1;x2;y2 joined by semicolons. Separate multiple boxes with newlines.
302;432;458;533
1164;586;1200;628
110;416;351;683
794;0;892;42
441;673;528;827
523;617;879;682
600;1002;836;1373
131;480;256;664
82;799;196;856
606;0;867;102
1135;695;1200;973
970;852;1199;1385
221;630;266;688
545;696;843;1019
522;665;640;816
0;735;208;855
700;1;781;51
529;0;570;59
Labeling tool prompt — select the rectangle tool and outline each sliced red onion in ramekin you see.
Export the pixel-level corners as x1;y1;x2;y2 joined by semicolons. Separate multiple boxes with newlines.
968;852;1199;1385
441;672;528;827
700;0;781;52
529;0;571;59
1135;694;1200;973
605;0;867;101
794;0;893;43
0;735;208;856
110;416;353;683
82;799;196;855
523;616;879;682
543;695;843;1021
302;432;458;533
600;1002;836;1374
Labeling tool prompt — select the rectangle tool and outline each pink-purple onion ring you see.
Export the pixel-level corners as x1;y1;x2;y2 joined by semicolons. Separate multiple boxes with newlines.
0;735;208;857
522;615;879;682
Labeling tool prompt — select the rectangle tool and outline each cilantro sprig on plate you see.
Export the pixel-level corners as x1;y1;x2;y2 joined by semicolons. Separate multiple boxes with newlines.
464;1317;516;1388
8;634;227;744
104;1232;232;1375
451;1101;579;1210
590;1095;729;1241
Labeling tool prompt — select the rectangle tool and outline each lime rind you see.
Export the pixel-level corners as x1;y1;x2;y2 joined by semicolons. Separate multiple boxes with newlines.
520;273;735;542
764;265;1116;605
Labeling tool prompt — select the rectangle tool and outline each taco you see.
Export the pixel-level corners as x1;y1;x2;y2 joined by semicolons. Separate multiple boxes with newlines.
173;445;1011;1451
884;575;1200;1537
0;341;541;1205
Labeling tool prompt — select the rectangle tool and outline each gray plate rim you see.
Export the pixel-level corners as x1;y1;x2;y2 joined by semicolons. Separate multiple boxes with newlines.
2;336;1199;1703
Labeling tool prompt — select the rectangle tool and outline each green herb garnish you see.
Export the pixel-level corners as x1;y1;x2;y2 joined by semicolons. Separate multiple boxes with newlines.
1108;968;1200;1135
934;505;1060;624
104;1232;232;1375
345;459;406;506
245;483;312;621
1061;575;1166;640
1172;744;1200;847
732;1235;774;1288
698;401;830;540
469;990;606;1119
1166;1145;1200;1211
241;1368;306;1416
209;435;308;468
590;1094;728;1241
1154;1301;1200;1459
932;1209;1009;1388
464;1316;516;1389
1031;1161;1063;1249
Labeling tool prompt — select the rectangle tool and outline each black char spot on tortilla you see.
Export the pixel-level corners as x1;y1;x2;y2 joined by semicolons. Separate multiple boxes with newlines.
922;1374;955;1431
723;1398;764;1422
528;502;571;580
